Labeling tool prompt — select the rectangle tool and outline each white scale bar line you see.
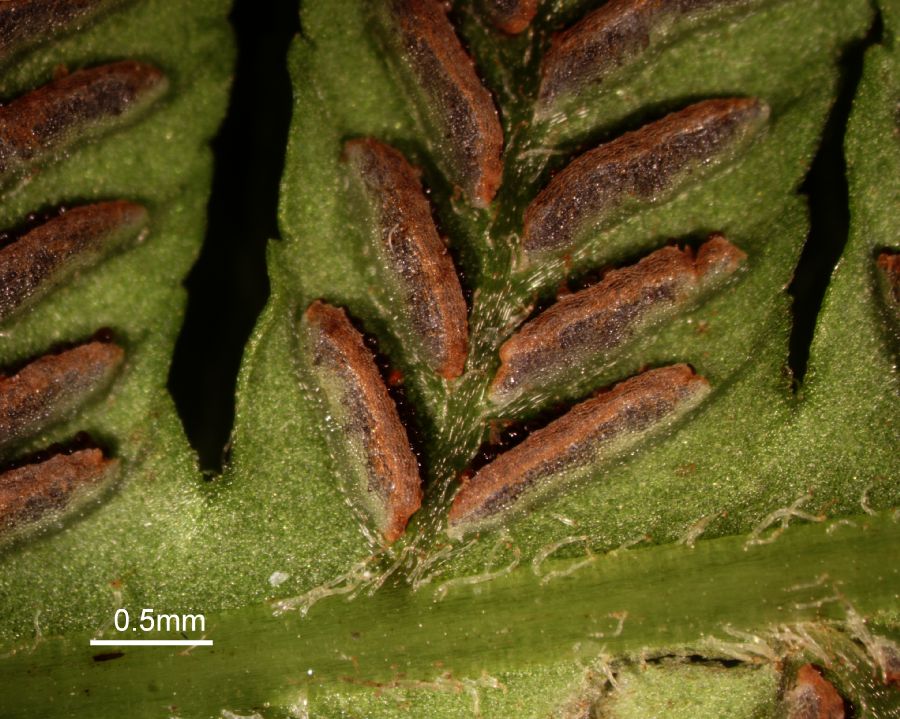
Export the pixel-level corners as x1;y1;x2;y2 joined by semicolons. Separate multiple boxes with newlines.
90;639;213;646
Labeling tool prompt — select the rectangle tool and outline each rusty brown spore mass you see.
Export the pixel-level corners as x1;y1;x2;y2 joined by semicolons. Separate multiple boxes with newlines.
0;60;167;181
877;251;899;307
449;365;710;532
523;98;768;255
0;341;124;450
378;0;504;207
0;201;148;324
343;138;469;379
0;448;117;534
491;235;745;403
482;0;538;35
878;641;900;686
0;0;125;60
538;0;753;112
302;301;422;543
787;664;845;719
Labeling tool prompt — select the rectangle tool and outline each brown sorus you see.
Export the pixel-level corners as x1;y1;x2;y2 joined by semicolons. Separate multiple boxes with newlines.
301;301;422;543
523;98;768;255
343;138;468;379
449;365;710;532
377;0;504;207
482;0;538;35
0;201;148;323
877;251;899;306
878;641;900;686
0;0;124;60
0;341;124;449
538;0;751;111
0;448;117;533
0;61;167;180
787;664;845;719
491;235;745;403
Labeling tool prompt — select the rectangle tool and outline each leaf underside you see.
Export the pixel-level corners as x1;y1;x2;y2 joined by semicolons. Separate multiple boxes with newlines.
0;0;898;717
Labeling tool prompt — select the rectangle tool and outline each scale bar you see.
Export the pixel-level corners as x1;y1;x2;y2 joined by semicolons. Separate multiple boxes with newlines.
90;639;213;646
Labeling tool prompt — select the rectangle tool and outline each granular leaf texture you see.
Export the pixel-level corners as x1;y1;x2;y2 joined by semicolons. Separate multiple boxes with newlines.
0;0;897;716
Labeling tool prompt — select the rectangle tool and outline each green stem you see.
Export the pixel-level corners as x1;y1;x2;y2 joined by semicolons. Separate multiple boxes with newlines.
2;512;897;717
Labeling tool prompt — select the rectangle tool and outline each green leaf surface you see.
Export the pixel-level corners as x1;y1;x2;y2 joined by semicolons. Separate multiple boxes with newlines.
238;0;896;581
1;511;897;717
0;0;234;637
1;0;898;716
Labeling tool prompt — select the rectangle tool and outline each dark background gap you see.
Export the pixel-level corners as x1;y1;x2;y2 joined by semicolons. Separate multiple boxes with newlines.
789;14;881;384
167;2;879;470
168;0;298;471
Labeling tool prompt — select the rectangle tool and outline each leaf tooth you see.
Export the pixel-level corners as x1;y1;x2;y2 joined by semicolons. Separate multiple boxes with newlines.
491;235;745;404
0;446;118;536
300;301;422;544
0;60;168;182
482;0;538;35
537;0;754;114
343;137;468;380
786;664;846;719
0;0;125;61
449;364;711;535
0;200;149;324
376;0;504;208
523;98;768;256
0;339;124;450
